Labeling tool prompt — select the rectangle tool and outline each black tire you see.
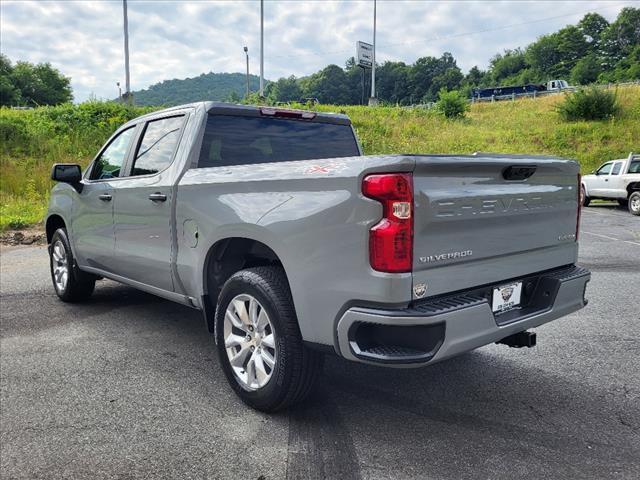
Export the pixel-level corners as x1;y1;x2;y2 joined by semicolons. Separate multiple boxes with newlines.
629;191;640;216
215;266;323;412
581;185;591;207
49;228;96;302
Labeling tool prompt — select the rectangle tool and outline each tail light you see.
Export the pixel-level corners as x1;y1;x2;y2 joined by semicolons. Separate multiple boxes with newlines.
362;173;413;273
576;173;581;241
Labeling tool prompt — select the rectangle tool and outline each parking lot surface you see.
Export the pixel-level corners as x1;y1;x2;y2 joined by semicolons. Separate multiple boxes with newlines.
1;205;639;479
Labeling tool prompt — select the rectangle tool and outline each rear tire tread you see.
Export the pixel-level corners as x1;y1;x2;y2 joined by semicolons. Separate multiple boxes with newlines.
215;266;323;412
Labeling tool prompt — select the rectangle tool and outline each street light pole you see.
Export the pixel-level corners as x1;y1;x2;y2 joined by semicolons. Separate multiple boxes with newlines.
259;0;264;97
117;82;122;102
122;0;131;104
368;0;377;106
244;46;250;99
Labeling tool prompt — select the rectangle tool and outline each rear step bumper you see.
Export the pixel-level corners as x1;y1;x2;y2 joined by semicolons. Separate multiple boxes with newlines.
336;265;590;367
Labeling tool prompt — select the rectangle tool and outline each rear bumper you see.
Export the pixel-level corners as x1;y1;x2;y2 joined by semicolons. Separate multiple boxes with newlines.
336;265;590;367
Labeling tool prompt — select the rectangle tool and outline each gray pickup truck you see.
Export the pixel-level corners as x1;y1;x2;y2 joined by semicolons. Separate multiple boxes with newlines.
47;102;590;411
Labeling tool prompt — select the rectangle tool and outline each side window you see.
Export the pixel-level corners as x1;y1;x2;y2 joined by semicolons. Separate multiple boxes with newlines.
629;161;640;174
89;127;135;180
597;162;612;175
611;162;622;175
130;116;184;176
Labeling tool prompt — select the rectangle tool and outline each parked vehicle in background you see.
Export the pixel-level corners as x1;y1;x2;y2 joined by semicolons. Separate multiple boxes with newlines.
472;79;573;101
581;153;640;215
46;102;590;411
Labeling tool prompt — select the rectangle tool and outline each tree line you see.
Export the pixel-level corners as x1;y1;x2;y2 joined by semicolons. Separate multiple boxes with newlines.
264;8;639;105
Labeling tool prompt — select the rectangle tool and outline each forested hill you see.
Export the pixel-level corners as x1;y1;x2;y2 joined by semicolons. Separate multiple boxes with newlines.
130;72;264;106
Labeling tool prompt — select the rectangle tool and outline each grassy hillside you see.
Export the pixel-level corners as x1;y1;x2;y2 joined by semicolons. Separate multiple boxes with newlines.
131;72;263;106
1;85;638;231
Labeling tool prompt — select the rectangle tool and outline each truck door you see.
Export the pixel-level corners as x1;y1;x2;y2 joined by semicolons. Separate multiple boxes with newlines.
111;114;187;292
72;126;137;271
607;161;625;198
590;162;613;197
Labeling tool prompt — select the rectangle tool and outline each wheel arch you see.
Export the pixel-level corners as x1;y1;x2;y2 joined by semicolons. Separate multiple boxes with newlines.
626;181;640;196
201;236;290;333
45;214;67;244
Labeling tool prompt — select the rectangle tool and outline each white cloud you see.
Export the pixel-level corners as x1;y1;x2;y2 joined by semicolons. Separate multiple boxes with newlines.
0;0;632;102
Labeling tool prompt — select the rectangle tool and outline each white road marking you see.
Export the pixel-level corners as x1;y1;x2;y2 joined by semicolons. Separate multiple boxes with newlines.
582;230;640;246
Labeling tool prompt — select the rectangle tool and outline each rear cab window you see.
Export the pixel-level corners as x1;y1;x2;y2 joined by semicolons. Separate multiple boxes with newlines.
130;115;185;176
198;113;360;169
611;162;622;175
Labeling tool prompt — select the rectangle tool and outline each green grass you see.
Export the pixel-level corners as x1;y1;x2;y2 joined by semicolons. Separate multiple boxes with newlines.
1;85;639;231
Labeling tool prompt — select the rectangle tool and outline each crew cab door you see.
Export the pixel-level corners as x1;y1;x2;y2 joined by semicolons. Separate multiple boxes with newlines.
72;126;137;271
589;161;613;196
111;114;187;292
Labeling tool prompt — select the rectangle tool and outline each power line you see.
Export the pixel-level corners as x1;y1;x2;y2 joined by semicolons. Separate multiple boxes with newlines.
269;3;627;61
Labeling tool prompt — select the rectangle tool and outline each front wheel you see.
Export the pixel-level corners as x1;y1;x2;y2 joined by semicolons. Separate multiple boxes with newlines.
49;228;96;302
629;192;640;216
215;266;323;412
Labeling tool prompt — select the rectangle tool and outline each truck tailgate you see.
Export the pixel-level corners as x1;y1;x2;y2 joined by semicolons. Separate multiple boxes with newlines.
411;154;580;298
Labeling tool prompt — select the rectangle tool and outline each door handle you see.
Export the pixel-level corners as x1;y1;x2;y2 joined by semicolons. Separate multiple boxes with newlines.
149;192;167;202
605;179;609;182
98;193;112;202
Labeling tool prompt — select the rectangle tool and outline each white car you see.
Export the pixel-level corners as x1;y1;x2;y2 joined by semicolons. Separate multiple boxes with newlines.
581;153;640;216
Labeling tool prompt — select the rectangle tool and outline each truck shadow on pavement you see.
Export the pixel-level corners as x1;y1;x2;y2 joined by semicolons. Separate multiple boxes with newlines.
8;281;635;479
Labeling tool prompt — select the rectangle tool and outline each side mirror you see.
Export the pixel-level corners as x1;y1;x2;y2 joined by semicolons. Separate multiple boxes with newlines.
51;163;82;183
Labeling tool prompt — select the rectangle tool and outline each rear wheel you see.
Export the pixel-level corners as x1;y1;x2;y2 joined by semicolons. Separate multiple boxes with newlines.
629;192;640;216
215;266;323;412
49;228;96;302
580;185;591;207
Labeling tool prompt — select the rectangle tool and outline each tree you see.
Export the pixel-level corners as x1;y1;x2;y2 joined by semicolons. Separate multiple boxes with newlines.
571;54;602;85
578;13;609;47
600;7;640;66
267;75;302;102
376;61;410;104
300;64;354;105
0;55;21;106
0;56;72;106
489;49;527;83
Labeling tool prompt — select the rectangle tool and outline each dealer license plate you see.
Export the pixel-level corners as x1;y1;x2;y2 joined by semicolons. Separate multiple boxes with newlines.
492;282;522;313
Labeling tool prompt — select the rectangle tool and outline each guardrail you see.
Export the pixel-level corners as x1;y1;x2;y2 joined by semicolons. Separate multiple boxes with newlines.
405;80;639;108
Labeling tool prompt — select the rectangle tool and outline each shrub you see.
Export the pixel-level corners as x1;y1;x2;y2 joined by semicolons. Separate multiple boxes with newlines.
435;89;469;118
557;87;619;121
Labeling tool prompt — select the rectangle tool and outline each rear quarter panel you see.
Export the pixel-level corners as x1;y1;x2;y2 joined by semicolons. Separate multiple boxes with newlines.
175;155;417;346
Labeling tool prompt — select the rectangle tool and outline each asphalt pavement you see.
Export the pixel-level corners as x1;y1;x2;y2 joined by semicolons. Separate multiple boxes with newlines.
1;204;639;479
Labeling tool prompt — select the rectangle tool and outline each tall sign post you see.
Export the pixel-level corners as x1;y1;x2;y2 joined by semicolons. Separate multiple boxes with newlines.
122;0;132;104
368;0;377;106
356;41;373;105
259;0;264;97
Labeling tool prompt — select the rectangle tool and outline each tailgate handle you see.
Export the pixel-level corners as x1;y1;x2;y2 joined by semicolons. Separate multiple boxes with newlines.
503;165;536;181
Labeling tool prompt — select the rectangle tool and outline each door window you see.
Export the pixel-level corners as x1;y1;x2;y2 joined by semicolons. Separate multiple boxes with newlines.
89;127;136;180
597;162;612;175
611;162;622;175
130;116;184;176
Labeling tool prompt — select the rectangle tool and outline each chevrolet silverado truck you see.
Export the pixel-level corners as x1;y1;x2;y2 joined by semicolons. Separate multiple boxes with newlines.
581;152;640;215
47;102;590;411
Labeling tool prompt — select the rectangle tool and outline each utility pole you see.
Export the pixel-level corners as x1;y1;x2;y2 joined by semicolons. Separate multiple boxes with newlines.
244;46;250;98
259;0;264;97
117;82;122;102
368;0;378;106
122;0;132;104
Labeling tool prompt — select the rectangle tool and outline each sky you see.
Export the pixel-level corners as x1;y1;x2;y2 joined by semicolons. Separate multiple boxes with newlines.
0;0;633;102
